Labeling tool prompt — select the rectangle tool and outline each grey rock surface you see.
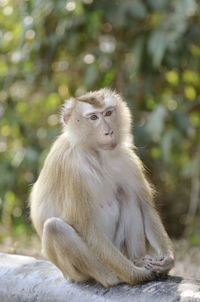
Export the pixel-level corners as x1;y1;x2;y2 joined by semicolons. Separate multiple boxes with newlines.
0;253;199;302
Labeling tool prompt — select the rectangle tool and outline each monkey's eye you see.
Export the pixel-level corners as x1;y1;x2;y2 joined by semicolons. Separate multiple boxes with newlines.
105;111;112;117
90;115;98;120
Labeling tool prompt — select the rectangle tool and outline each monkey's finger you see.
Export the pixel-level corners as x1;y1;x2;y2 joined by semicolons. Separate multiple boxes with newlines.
144;264;153;271
146;255;164;262
144;264;158;273
149;257;173;267
144;262;169;273
149;260;165;266
144;255;153;261
147;263;173;273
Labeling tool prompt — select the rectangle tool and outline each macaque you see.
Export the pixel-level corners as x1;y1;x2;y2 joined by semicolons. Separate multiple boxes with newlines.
30;88;174;287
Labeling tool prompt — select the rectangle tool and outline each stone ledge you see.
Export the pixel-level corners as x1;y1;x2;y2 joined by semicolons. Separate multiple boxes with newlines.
0;253;199;302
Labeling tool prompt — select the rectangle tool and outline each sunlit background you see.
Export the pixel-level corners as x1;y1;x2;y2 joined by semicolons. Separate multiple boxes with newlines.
0;0;200;274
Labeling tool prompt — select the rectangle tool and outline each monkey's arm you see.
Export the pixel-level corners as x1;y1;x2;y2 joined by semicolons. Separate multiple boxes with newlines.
125;150;174;274
84;225;154;284
140;200;174;274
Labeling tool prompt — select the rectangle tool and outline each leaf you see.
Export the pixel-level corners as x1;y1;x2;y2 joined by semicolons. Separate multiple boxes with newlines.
46;93;61;110
166;71;179;86
126;0;147;19
131;38;145;73
0;62;8;76
145;105;167;142
147;30;167;67
182;158;198;178
183;70;199;85
146;0;167;11
161;129;174;162
84;65;99;89
161;128;184;162
184;86;196;101
175;0;196;17
161;131;171;162
172;110;193;136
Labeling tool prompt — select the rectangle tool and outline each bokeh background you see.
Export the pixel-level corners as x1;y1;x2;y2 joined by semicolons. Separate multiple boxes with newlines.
0;0;200;276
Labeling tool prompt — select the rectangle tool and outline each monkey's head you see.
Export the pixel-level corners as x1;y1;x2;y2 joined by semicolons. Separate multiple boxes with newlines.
61;89;132;151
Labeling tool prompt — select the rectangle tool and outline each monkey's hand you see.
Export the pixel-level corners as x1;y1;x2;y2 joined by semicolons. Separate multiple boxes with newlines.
133;258;146;267
144;254;174;275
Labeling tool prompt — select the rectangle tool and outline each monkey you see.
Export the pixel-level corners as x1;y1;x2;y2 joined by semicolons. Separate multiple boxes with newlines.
30;88;174;287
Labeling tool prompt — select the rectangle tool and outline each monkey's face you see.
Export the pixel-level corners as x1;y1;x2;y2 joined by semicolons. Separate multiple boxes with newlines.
78;100;118;151
62;89;132;151
85;108;117;150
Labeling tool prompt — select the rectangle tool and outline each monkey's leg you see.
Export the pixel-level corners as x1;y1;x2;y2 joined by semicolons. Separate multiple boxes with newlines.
42;217;122;287
123;199;146;264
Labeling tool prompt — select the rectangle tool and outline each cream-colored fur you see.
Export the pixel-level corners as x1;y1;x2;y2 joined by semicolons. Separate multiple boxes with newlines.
30;88;174;287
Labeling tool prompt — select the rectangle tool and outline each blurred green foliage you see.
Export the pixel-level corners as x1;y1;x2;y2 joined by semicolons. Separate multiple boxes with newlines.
0;0;200;242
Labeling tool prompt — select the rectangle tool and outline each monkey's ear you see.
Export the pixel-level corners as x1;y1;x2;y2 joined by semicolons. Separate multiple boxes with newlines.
60;98;75;124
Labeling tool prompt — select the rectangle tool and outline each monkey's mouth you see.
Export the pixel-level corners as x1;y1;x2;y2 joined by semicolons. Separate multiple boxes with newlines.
100;141;117;150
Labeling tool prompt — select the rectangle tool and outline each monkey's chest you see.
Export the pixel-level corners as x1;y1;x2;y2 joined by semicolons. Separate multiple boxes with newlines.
96;194;120;241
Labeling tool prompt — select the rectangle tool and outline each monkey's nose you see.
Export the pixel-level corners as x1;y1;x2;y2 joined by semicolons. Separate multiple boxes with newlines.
105;130;113;136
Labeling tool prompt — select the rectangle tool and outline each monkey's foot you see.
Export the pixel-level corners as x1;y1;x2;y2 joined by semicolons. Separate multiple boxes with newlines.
100;274;123;288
